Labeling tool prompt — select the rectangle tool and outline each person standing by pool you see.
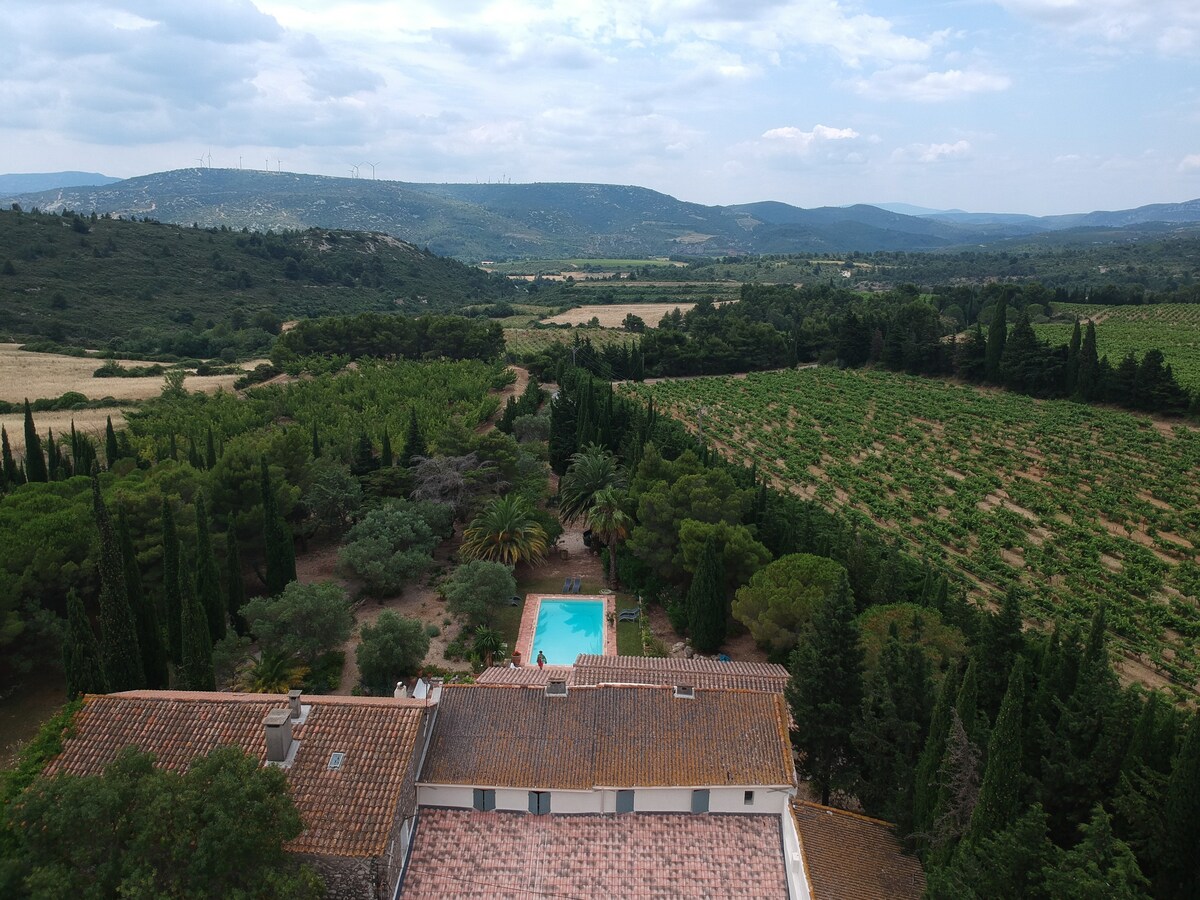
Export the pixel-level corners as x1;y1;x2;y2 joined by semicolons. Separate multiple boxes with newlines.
536;650;547;669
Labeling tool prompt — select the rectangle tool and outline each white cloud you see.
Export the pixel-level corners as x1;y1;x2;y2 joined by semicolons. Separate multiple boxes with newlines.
893;140;972;163
1181;154;1200;171
997;0;1200;54
761;124;860;153
854;66;1011;102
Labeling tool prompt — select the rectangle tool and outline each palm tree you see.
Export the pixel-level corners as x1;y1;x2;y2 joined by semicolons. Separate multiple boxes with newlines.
587;487;633;588
473;626;503;668
238;650;307;693
557;444;626;523
461;494;549;567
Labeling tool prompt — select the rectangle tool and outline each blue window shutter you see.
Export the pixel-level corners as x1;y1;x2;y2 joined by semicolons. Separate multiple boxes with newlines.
616;790;634;813
691;789;710;813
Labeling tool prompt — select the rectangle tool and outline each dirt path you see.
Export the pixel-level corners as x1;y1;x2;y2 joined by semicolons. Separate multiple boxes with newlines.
475;365;531;433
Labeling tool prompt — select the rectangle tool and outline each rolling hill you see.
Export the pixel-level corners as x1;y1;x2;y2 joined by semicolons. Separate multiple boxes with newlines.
0;208;514;345
7;168;1200;261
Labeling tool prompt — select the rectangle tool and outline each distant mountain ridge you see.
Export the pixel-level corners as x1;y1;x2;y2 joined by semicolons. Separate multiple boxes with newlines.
3;168;1198;260
0;171;120;193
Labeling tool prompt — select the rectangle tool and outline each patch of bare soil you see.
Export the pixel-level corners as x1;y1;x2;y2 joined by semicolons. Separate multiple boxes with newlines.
476;365;531;434
292;537;469;696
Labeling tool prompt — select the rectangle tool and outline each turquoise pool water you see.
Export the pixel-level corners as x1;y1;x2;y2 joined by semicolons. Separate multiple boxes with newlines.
533;599;604;665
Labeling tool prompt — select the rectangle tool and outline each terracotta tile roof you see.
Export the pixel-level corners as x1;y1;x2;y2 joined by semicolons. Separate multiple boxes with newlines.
420;684;794;789
475;665;563;685
573;654;790;692
46;691;429;858
401;809;788;899
792;801;925;900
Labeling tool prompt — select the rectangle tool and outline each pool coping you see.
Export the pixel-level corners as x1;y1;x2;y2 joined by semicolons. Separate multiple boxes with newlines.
514;593;616;668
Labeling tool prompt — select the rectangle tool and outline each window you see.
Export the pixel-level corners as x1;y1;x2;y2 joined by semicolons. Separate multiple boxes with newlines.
616;790;634;814
691;789;710;813
473;788;496;812
528;791;551;815
743;790;755;806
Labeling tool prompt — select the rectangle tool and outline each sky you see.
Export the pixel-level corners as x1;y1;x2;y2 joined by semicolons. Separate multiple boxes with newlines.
2;0;1199;215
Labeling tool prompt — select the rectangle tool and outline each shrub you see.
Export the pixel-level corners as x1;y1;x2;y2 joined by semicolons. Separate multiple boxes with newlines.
356;612;430;694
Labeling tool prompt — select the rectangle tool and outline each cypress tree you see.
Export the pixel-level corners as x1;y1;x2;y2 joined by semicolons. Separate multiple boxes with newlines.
63;589;108;699
205;426;217;469
46;429;60;481
380;427;393;468
225;532;248;634
193;493;226;642
956;656;983;747
167;432;178;462
104;416;119;468
686;533;726;653
970;656;1026;840
23;400;48;482
979;586;1023;716
311;421;321;459
187;435;202;469
1077;320;1100;400
177;562;215;691
912;665;961;841
984;297;1007;383
351;430;377;476
2;425;22;486
91;475;144;691
118;506;168;688
400;407;426;468
1160;711;1200;899
1065;319;1082;395
261;457;296;596
161;497;183;661
786;571;864;806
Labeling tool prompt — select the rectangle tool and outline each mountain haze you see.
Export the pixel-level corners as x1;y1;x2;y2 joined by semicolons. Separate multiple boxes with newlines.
5;169;1199;261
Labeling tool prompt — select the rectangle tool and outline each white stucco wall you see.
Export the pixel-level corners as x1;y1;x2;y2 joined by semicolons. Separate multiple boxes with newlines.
781;810;811;900
417;784;792;815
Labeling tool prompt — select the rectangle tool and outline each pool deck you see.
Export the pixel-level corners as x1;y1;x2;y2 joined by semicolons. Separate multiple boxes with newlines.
514;593;616;668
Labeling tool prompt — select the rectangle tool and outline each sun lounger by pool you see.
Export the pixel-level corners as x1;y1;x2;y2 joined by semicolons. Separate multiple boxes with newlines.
572;576;582;593
618;608;640;622
563;577;572;592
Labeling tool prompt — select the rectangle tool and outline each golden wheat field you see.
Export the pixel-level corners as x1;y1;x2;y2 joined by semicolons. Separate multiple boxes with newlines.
541;302;700;328
0;344;257;403
0;408;125;455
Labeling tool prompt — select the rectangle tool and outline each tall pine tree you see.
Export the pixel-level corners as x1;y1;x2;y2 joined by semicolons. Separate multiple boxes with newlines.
63;589;108;699
1159;711;1200;899
161;497;183;662
91;475;144;691
193;493;226;642
400;407;426;468
118;506;168;689
969;656;1026;841
984;297;1007;383
177;562;215;691
261;457;296;596
686;533;726;653
2;425;22;487
225;532;248;635
786;570;863;806
23;400;48;483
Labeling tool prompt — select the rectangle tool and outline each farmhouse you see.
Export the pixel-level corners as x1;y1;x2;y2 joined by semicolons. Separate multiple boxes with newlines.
44;678;924;899
45;690;435;900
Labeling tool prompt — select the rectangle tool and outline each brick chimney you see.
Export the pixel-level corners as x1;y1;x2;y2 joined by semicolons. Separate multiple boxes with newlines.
264;709;293;763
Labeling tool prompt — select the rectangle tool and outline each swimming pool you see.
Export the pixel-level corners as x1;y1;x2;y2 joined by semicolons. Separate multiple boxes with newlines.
532;599;605;665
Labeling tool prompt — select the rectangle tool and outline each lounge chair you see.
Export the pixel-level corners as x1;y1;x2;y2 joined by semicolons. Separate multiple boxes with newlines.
508;595;521;607
562;577;572;593
572;576;582;593
618;609;640;622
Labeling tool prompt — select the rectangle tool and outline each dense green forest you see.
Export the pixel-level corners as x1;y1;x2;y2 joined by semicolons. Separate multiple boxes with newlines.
0;207;514;352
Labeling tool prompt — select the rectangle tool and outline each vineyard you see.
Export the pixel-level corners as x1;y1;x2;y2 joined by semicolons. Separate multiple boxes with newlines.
504;327;640;357
1038;303;1200;392
624;368;1200;691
